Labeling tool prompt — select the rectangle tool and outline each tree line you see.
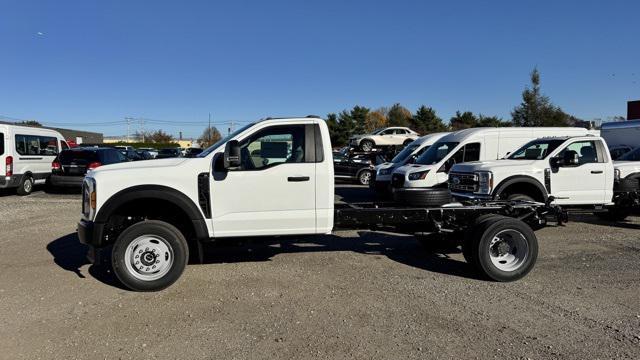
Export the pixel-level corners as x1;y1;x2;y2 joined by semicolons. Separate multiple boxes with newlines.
326;68;589;146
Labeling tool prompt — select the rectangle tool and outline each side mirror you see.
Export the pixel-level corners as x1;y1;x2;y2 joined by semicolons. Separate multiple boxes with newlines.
223;140;241;169
563;151;579;166
550;156;560;168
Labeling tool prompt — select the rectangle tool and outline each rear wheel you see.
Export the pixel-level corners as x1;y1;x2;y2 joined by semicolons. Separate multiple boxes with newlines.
16;175;34;196
111;220;189;292
466;217;538;282
403;139;413;146
357;170;372;185
360;139;374;152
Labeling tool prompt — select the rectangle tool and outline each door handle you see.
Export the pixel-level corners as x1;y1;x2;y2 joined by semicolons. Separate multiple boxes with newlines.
591;170;603;174
288;176;310;182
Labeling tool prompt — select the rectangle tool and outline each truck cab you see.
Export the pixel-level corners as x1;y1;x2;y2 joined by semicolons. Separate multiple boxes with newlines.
449;136;615;206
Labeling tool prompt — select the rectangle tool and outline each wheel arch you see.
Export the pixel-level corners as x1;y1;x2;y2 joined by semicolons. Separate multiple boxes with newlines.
493;175;548;202
95;185;209;243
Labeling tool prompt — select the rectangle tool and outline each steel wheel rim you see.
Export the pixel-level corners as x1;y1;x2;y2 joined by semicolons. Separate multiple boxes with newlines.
360;171;371;184
489;229;528;272
24;178;32;192
361;142;372;151
124;235;174;281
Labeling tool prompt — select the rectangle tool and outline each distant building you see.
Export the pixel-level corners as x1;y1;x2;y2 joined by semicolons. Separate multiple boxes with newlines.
0;121;103;144
103;136;194;148
46;126;103;144
628;100;640;120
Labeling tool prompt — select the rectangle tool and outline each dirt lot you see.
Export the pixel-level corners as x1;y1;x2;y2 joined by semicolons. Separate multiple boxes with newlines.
0;185;639;360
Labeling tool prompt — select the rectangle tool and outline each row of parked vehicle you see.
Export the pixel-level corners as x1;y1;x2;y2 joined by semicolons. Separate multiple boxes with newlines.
0;123;205;195
354;122;640;220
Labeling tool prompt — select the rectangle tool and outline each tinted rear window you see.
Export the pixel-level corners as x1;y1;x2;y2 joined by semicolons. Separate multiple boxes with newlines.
0;133;4;155
58;150;99;163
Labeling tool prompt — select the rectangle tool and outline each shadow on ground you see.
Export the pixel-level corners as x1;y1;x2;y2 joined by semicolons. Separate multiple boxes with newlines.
46;233;126;289
47;231;479;290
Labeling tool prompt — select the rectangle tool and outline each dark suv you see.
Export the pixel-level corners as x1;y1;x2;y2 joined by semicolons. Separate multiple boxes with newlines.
333;150;385;185
50;147;128;188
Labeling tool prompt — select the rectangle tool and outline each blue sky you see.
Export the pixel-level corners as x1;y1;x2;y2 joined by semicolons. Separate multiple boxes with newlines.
1;0;638;138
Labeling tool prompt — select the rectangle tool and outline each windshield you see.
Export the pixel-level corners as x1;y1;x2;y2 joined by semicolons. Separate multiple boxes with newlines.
198;122;256;157
391;143;419;163
416;142;459;165
508;139;566;160
619;147;640;161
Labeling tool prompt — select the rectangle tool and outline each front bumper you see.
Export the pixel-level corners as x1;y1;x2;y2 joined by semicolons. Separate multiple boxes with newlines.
77;219;106;248
372;180;391;192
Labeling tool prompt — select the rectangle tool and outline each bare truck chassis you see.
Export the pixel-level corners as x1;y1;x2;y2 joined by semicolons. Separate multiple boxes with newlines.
334;199;568;282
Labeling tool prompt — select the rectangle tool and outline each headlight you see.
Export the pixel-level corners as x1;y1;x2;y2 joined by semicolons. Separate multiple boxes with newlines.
379;168;392;175
614;168;621;181
82;177;97;221
475;171;493;194
408;170;429;181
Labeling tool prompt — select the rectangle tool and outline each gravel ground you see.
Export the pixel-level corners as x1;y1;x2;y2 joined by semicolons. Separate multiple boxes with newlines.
0;185;639;360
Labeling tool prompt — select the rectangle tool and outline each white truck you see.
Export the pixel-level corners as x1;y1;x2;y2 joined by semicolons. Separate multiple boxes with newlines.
78;117;565;291
448;135;640;219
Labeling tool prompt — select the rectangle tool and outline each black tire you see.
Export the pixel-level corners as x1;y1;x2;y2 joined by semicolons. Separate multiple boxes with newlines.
403;139;413;146
111;220;189;292
393;187;452;207
16;175;34;196
360;139;374;152
357;169;373;185
462;214;509;265
594;207;630;222
470;217;538;282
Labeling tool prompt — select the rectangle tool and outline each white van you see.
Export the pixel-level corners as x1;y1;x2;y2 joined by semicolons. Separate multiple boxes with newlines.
0;124;69;195
391;127;598;189
372;132;449;192
600;119;640;150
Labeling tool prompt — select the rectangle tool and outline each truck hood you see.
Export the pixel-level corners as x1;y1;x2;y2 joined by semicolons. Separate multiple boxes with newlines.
451;159;538;173
90;158;189;174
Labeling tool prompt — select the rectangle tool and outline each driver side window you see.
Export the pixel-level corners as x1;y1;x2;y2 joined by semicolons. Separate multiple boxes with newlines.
240;125;305;170
557;141;600;165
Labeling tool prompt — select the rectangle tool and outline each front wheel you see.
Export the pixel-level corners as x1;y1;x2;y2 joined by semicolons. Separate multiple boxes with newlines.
360;139;374;152
357;169;372;185
112;220;189;291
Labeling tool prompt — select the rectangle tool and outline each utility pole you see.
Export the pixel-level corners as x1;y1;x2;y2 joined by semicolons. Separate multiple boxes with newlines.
208;113;212;144
125;117;134;142
139;118;145;142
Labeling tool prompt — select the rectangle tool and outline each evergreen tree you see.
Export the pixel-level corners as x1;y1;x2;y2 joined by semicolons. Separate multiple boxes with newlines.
450;111;478;130
512;67;572;127
387;103;412;127
411;105;448;133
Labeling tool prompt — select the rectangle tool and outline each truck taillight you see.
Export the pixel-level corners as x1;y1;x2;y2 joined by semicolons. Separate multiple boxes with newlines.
87;162;102;170
5;156;13;176
52;160;61;170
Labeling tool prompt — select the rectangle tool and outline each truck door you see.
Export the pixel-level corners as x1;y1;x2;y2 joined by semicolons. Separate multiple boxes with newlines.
549;140;608;204
210;123;317;237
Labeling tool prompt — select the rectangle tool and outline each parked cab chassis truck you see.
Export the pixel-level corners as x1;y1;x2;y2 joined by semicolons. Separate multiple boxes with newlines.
78;117;567;292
